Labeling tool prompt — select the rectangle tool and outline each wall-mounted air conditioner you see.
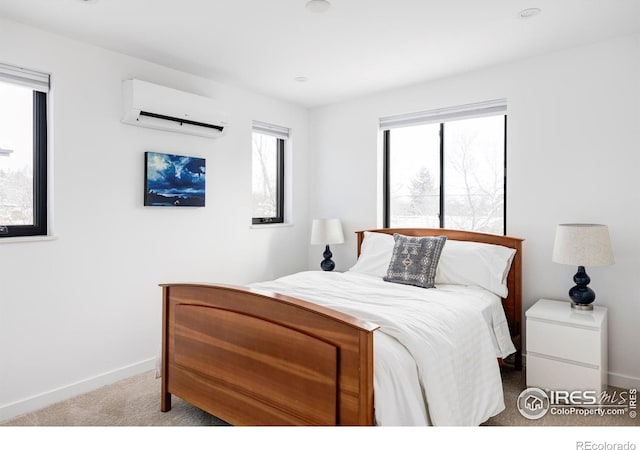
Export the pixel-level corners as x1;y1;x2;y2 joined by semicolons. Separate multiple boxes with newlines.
121;79;227;138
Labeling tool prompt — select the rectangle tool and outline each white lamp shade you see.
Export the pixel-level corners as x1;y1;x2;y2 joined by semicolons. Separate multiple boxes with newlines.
310;218;344;245
552;224;614;267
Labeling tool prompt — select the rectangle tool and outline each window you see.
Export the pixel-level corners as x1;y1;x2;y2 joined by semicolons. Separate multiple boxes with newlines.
381;100;506;235
0;63;49;238
251;121;288;224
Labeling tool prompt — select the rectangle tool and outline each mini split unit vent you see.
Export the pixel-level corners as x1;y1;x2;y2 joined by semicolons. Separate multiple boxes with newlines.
121;79;227;138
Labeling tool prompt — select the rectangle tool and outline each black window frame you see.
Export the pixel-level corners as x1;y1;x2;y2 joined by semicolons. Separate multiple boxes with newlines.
383;115;507;235
251;135;285;225
0;90;48;238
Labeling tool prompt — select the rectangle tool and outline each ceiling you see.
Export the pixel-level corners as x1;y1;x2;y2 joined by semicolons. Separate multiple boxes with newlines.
0;0;639;108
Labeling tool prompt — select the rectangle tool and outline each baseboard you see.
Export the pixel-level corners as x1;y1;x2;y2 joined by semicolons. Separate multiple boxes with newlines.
0;358;155;422
608;371;640;390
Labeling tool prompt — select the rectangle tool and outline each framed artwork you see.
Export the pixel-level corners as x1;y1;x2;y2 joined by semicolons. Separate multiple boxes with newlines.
144;151;206;207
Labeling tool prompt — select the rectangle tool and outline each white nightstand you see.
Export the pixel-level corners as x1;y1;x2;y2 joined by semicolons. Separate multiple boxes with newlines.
526;298;607;393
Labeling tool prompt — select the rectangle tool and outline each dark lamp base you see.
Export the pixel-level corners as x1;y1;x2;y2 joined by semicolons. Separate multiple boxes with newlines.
571;302;594;311
320;245;335;271
568;266;596;310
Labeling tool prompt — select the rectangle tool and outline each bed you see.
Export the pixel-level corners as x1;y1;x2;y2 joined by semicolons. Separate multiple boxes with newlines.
160;228;523;425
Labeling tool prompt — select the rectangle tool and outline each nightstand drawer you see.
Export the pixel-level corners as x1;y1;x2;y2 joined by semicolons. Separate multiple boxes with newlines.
527;354;603;392
527;318;601;366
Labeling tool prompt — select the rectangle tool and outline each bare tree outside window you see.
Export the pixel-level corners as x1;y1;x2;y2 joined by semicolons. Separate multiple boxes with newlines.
444;115;505;234
252;131;283;224
408;166;438;218
388;123;440;228
385;114;505;234
0;82;34;226
252;133;277;217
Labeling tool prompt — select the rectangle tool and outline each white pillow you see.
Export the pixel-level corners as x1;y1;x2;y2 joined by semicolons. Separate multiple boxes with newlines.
435;240;516;298
348;231;394;278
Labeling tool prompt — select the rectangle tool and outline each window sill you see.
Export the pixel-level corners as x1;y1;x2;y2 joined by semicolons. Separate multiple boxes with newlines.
250;223;293;230
0;235;58;244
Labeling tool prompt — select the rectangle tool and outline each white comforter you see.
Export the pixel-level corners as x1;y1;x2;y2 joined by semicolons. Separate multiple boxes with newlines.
249;270;514;426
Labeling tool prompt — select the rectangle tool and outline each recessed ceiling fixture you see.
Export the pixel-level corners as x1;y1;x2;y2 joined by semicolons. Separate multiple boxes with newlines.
77;0;99;4
306;0;331;14
294;76;309;83
518;7;542;19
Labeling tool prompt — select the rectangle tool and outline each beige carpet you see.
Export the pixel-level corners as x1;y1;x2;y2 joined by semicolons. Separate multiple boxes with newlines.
0;371;227;427
1;366;637;426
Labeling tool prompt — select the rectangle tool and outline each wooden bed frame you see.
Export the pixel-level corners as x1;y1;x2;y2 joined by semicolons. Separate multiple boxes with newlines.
160;228;523;425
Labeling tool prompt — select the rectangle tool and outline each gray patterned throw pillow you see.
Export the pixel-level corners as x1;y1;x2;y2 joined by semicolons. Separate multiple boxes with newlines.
383;234;447;288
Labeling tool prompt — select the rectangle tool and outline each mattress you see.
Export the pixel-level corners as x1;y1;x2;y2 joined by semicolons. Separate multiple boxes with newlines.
250;270;515;426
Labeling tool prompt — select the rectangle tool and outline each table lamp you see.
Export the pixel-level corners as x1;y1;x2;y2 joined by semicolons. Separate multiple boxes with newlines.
310;218;344;271
552;223;614;310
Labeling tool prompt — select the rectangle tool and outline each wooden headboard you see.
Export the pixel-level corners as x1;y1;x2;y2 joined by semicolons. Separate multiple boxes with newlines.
355;228;524;369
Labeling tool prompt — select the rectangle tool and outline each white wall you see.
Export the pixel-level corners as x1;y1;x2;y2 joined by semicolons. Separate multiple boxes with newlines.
0;18;311;420
308;34;640;388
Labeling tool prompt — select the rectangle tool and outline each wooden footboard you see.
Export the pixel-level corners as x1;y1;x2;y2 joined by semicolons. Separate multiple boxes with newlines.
161;283;379;425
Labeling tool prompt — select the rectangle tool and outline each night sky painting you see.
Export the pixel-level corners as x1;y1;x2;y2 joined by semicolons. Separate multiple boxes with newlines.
144;152;206;207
